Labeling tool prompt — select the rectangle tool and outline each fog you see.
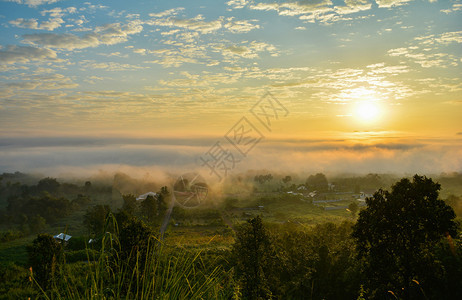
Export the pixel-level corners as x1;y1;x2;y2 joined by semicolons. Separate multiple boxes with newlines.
1;136;461;184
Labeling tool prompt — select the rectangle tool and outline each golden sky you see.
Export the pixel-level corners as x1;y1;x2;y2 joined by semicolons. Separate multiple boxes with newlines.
0;0;461;176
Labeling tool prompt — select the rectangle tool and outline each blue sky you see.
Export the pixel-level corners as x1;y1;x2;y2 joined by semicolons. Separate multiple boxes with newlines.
0;0;461;176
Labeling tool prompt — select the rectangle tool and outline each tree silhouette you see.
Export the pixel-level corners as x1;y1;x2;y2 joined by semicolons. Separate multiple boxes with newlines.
37;177;60;194
352;175;457;299
348;201;359;217
83;205;111;235
306;173;328;192
141;195;157;222
27;234;63;289
282;175;292;185
118;218;153;268
232;216;274;299
254;174;273;184
121;194;137;215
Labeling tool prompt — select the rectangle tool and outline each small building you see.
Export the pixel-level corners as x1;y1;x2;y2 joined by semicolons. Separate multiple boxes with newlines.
136;191;158;201
54;233;72;243
328;183;336;191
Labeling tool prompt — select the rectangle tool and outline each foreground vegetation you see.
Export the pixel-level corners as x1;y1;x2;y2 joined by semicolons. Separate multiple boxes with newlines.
0;172;461;299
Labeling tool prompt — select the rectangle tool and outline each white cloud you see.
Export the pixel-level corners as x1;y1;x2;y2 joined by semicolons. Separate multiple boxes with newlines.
434;31;462;44
9;17;64;31
335;0;372;14
144;44;207;68
388;31;462;68
40;7;77;18
132;48;146;55
227;0;411;24
81;61;146;71
2;73;78;91
217;41;279;60
160;29;181;36
147;15;223;34
223;45;255;58
5;0;63;7
249;0;333;17
0;45;57;64
224;19;260;33
145;56;199;68
226;0;249;9
441;3;462;14
22;21;143;50
40;18;64;30
148;8;185;18
375;0;412;8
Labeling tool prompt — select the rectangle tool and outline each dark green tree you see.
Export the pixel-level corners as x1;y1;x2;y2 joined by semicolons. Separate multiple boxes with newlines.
282;175;292;185
121;194;137;215
160;186;169;195
272;228;317;298
352;175;458;299
232;216;274;299
28;215;46;234
83;205;111;235
84;181;92;193
118;218;153;266
254;174;273;184
306;173;328;192
348;201;359;217
141;195;157;222
23;194;71;223
27;234;63;289
445;194;462;216
37;177;60;194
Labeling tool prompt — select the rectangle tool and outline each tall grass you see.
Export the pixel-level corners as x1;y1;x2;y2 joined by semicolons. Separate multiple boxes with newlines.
31;214;233;299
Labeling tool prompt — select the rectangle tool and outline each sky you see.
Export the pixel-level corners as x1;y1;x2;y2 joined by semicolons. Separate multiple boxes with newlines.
0;0;461;179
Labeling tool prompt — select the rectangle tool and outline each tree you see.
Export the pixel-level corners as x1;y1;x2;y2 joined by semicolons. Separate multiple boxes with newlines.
83;205;111;235
232;216;274;299
121;194;137;215
84;181;92;193
141;195;157;222
118;218;153;266
306;173;328;192
27;234;63;289
28;215;46;234
282;175;292;185
352;175;458;299
160;186;169;195
348;201;359;217
37;177;60;194
445;194;462;216
254;174;273;185
24;194;71;223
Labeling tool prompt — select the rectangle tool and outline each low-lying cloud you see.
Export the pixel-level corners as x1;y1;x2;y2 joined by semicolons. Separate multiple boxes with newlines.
1;136;461;180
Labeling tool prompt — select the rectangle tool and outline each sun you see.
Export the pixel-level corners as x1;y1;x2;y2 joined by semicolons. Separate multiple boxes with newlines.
355;101;380;123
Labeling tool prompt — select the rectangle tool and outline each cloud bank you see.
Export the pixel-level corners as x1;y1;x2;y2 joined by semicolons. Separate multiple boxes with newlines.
1;136;461;179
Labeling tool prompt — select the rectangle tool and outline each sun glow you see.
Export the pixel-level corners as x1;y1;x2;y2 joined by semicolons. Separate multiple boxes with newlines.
356;101;381;123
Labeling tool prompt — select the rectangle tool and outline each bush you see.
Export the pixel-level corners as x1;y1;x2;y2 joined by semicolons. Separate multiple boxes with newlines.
66;236;87;251
0;263;37;299
65;249;98;263
0;230;25;243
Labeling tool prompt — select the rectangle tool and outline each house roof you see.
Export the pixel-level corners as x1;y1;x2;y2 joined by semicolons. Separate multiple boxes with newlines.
136;191;158;201
54;233;72;242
